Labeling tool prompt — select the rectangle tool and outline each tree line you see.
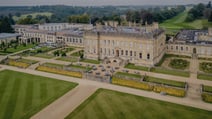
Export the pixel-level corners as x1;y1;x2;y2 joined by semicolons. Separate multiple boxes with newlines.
0;15;14;33
186;1;212;22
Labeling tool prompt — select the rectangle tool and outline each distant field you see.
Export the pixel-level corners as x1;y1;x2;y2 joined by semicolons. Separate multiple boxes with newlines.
160;9;212;35
66;89;212;119
0;70;77;119
13;12;52;21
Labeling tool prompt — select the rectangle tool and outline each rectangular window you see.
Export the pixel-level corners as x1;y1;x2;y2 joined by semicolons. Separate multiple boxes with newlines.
139;53;142;59
130;51;132;56
121;50;124;55
134;51;136;57
126;50;128;56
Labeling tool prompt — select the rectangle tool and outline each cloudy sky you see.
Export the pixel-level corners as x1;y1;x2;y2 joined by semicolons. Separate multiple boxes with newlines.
0;0;209;6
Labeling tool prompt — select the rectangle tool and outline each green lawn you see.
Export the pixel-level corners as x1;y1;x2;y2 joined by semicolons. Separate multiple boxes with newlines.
70;50;84;57
43;63;64;69
34;53;54;59
56;57;78;62
80;59;100;64
124;63;149;71
160;9;212;35
0;70;77;119
198;73;212;81
0;44;36;55
144;76;186;88
66;89;212;119
114;72;142;79
203;85;212;93
18;58;38;64
68;64;92;71
151;67;190;77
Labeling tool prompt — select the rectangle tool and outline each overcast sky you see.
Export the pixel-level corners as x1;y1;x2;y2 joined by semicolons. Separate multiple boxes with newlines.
0;0;209;6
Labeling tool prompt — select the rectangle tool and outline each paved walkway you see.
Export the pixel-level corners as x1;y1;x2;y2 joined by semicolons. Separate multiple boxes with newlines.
31;84;97;119
1;65;212;112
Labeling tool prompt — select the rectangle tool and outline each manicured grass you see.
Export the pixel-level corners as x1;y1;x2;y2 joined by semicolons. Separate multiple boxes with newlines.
160;9;212;35
151;67;190;77
43;63;64;69
70;50;84;57
114;72;142;79
124;63;149;71
34;53;54;59
144;76;186;88
0;70;77;119
66;89;211;119
203;85;212;93
56;57;78;62
68;64;92;71
169;59;189;70
18;58;38;64
0;44;36;55
80;59;100;64
197;73;212;81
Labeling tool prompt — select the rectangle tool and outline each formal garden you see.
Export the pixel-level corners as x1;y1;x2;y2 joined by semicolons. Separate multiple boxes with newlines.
169;59;189;70
198;62;212;81
66;89;212;119
112;72;186;97
0;70;77;119
0;41;36;55
2;57;38;68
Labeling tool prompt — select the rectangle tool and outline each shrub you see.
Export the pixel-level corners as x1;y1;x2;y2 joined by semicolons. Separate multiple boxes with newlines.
202;93;212;103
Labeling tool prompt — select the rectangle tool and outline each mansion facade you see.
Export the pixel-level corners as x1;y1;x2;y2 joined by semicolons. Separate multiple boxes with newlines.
9;22;212;66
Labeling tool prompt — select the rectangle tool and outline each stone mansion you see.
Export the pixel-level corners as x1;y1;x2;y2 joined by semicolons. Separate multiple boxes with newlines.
9;22;212;66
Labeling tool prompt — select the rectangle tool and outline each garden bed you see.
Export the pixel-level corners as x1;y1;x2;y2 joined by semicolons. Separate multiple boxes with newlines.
169;59;189;70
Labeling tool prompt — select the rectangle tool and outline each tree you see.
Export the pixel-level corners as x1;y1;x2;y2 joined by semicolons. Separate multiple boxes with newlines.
207;1;211;8
208;11;212;22
0;16;14;33
126;10;134;22
141;10;153;25
186;14;195;22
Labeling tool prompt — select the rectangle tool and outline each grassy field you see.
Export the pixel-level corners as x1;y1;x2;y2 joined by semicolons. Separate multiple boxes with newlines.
144;76;186;88
203;85;212;93
197;73;212;81
56;57;78;62
34;53;54;59
66;89;212;119
0;70;77;119
124;63;149;71
151;67;190;77
160;9;212;35
114;72;142;79
80;59;100;64
13;12;52;21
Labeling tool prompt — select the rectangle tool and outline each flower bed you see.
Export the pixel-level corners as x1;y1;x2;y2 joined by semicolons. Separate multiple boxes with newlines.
36;66;82;78
112;77;186;97
153;85;186;97
202;93;212;103
112;77;153;91
8;60;30;68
